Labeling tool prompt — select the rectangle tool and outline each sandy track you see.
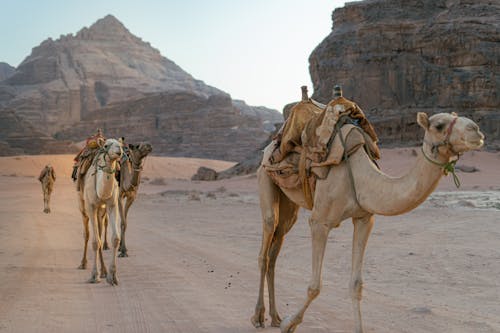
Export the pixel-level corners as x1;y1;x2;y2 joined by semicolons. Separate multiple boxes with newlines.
0;151;499;332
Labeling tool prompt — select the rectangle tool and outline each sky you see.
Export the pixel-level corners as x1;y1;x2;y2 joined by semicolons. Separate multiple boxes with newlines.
0;0;348;111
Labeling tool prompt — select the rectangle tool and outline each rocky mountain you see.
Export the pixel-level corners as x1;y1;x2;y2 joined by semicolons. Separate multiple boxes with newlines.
0;62;15;81
0;15;282;158
309;0;499;148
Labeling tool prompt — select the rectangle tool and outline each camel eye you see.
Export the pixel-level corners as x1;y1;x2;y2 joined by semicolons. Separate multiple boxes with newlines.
435;123;445;131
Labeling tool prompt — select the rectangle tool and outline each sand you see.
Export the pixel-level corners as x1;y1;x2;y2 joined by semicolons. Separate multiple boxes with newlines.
0;149;499;333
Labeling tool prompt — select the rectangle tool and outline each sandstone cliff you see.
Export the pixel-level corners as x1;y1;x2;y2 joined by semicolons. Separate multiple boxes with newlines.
55;91;279;161
309;0;499;148
0;15;282;158
0;62;15;81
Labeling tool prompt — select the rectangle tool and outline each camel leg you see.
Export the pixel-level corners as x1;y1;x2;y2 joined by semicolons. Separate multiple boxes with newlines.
280;219;330;333
119;194;134;257
42;182;50;213
267;192;299;327
101;208;109;250
78;212;90;269
87;206;102;283
351;215;374;333
106;202;120;285
251;169;280;328
97;212;108;278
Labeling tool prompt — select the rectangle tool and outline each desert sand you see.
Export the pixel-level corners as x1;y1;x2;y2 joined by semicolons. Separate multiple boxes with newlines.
0;149;499;333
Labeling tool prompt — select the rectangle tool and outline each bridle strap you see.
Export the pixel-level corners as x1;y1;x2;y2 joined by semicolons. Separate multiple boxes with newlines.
444;116;458;143
127;150;144;171
421;146;461;188
94;145;118;174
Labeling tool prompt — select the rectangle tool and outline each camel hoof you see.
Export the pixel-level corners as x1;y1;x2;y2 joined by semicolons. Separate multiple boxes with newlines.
78;262;87;269
271;313;282;327
88;275;101;284
100;270;108;278
118;252;128;258
280;316;298;333
106;273;119;286
251;313;265;328
103;243;109;250
43;208;50;213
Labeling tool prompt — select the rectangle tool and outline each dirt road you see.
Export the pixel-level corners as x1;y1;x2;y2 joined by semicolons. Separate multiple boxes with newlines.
0;152;499;332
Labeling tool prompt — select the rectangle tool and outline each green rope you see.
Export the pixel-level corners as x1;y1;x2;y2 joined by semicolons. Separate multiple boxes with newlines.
421;147;461;188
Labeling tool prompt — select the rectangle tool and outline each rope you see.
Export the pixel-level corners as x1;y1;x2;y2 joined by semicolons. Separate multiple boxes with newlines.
421;147;461;188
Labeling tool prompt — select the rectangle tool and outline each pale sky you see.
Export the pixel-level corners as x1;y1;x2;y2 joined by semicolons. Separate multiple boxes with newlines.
0;0;348;111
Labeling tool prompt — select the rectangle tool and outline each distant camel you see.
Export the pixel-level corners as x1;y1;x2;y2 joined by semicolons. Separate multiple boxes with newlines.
101;142;152;257
251;111;484;333
38;164;56;213
77;138;123;285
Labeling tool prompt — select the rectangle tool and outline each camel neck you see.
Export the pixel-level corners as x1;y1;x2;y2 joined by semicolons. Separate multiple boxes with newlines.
352;145;447;216
96;154;118;200
121;156;142;191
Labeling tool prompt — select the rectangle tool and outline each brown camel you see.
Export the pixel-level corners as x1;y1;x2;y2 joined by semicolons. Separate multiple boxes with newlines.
101;142;153;256
38;164;56;213
77;138;123;285
251;112;484;333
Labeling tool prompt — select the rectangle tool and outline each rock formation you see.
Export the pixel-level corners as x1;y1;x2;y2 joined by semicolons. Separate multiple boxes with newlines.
0;62;15;81
55;91;280;161
0;15;282;159
309;0;499;148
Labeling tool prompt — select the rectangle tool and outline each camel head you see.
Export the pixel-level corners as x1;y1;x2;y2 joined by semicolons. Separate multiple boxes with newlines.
127;142;152;170
417;112;484;158
129;142;153;159
102;138;123;161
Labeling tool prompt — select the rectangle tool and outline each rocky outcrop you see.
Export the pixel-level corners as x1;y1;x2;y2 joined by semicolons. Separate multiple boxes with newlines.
0;108;76;156
309;0;499;148
0;15;282;158
0;62;15;81
55;91;277;161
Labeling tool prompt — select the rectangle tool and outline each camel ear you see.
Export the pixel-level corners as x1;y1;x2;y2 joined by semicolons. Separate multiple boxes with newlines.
417;112;429;130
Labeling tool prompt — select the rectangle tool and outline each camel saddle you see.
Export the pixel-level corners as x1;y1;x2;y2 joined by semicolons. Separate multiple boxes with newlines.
75;148;100;191
263;97;380;210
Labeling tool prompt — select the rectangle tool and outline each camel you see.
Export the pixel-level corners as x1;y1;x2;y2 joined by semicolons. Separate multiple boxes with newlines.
251;111;484;333
101;142;153;256
38;164;56;213
77;138;123;285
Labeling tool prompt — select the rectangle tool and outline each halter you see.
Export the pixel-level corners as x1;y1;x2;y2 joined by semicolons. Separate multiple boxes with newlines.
121;146;149;192
94;144;119;176
421;116;461;187
128;149;146;172
424;116;459;155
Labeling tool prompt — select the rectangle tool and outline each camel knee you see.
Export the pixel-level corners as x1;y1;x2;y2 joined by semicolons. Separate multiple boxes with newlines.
258;254;269;271
308;285;321;299
263;215;276;232
112;236;121;248
350;278;363;300
92;240;101;251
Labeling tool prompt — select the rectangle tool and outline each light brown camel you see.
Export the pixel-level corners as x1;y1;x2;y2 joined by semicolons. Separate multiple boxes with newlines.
251;112;484;333
101;142;152;256
77;138;123;285
38;164;56;213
